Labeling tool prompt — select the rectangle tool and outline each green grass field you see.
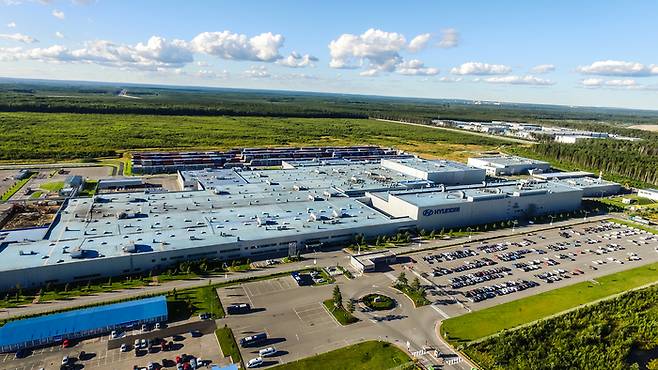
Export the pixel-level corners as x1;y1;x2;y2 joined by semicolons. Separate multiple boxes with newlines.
0;112;511;162
166;285;224;321
323;299;358;325
39;181;64;192
270;341;414;370
215;326;243;368
441;262;658;344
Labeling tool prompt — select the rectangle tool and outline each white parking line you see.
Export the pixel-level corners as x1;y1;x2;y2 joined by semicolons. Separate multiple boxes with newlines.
431;304;450;319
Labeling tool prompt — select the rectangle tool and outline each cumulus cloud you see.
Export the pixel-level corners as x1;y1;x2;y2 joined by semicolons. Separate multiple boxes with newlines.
276;51;318;68
7;22;16;28
0;36;193;70
530;64;555;74
0;32;38;43
482;75;554;85
244;65;270;78
52;9;65;20
577;60;658;77
439;76;463;83
396;59;439;76
407;33;431;52
191;31;284;62
451;62;511;75
328;28;439;77
55;31;64;39
195;69;229;79
581;78;641;89
437;28;459;48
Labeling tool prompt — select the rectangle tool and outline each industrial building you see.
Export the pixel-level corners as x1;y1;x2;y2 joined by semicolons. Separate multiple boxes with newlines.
535;172;621;197
638;188;658;201
350;250;397;274
0;151;600;291
0;295;167;352
467;155;551;176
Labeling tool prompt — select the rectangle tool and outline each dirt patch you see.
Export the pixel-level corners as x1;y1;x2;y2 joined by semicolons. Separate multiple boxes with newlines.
629;125;658;132
1;202;60;229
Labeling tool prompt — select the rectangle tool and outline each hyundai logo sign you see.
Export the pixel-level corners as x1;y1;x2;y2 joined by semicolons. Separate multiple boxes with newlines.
422;207;460;217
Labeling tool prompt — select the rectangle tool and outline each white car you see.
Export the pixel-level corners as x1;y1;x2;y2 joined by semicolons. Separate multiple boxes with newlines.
120;343;129;352
259;347;277;357
61;356;70;365
247;357;263;368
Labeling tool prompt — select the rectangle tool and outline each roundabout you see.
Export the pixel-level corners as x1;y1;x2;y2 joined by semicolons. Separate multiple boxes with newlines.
361;293;396;311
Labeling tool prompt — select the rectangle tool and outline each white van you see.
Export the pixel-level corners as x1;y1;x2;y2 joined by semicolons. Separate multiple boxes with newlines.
247;357;263;368
258;347;277;357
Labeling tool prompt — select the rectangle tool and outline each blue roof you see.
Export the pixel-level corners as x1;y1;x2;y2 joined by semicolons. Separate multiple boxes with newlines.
0;296;167;348
211;365;239;370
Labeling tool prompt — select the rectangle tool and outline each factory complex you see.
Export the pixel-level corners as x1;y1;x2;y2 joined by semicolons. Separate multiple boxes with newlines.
0;149;622;291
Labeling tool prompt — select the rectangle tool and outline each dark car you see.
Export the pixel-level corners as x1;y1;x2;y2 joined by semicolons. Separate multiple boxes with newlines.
15;349;30;358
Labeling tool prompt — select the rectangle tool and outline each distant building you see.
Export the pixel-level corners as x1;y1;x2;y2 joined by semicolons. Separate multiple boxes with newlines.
59;175;84;197
637;188;658;202
467;155;551;176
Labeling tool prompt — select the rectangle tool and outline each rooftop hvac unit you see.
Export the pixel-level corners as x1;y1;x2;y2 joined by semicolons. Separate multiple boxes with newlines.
70;247;84;259
122;241;137;253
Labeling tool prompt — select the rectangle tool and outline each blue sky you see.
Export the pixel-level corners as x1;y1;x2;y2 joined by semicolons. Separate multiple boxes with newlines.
2;0;658;109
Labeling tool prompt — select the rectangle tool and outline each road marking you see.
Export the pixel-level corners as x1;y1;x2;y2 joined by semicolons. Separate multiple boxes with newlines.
430;304;451;319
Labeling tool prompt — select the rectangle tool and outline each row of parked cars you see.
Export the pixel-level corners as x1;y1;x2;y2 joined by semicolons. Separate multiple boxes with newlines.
238;332;279;368
495;248;533;262
449;267;512;289
464;279;539;302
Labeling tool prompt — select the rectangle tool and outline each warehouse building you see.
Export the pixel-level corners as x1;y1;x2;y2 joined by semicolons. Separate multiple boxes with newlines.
368;180;582;230
0;296;167;352
0;150;595;291
638;188;658;202
467;155;551;176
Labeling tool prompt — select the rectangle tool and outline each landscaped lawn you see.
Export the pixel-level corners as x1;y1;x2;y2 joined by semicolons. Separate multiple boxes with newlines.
270;340;414;370
167;285;224;321
441;262;658;344
323;299;358;325
394;284;430;307
215;326;243;368
39;181;64;192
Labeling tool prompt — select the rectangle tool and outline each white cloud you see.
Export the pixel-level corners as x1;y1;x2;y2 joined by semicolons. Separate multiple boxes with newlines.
276;51;318;68
437;28;459;48
0;36;193;70
0;32;38;43
52;9;65;20
195;61;210;67
530;64;555;74
191;31;284;62
451;62;511;75
396;59;439;76
7;22;16;28
581;78;640;89
195;69;229;79
577;60;658;77
439;76;463;82
328;28;439;77
483;75;554;85
244;65;270;78
55;31;64;39
407;33;431;52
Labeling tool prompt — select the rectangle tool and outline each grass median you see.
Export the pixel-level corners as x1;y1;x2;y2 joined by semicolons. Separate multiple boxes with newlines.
441;262;658;344
215;326;243;368
270;340;415;370
323;299;358;325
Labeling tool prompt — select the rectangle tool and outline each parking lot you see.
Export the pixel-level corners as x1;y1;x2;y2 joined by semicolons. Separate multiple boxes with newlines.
0;325;225;370
412;220;658;316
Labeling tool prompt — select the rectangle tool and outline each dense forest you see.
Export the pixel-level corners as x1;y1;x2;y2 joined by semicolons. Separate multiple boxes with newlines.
519;138;658;186
466;284;658;370
4;79;658;124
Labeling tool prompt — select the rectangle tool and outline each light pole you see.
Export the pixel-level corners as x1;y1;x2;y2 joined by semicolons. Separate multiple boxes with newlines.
549;215;555;226
512;220;518;233
583;210;589;221
466;227;472;239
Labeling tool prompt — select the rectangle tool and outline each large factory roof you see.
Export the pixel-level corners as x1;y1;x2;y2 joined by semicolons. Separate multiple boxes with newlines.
381;158;477;173
375;181;580;208
470;155;550;167
0;190;407;272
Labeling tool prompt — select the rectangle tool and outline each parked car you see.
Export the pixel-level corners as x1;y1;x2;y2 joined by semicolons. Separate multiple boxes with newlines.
259;347;277;357
247;357;263;368
120;344;129;352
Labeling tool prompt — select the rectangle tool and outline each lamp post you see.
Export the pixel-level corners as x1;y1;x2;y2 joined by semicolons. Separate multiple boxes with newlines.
549;215;555;226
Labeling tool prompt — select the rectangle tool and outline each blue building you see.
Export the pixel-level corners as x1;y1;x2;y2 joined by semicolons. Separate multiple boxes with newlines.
0;295;167;352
